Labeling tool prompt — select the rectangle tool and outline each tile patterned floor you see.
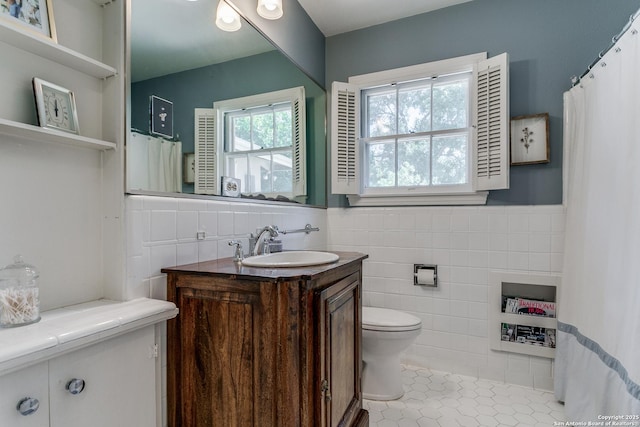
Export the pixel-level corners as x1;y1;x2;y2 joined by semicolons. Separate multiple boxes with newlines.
364;365;565;427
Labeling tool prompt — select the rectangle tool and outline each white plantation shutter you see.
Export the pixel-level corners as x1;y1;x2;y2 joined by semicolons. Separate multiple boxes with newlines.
331;81;360;194
292;89;307;198
194;108;218;195
474;52;509;191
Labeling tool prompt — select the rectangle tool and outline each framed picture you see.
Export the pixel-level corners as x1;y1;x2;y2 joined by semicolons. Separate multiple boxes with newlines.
32;78;80;134
510;113;550;165
150;95;173;139
0;0;57;42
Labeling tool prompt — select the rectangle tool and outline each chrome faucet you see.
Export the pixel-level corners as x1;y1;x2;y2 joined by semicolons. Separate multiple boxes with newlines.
228;240;244;262
250;225;279;256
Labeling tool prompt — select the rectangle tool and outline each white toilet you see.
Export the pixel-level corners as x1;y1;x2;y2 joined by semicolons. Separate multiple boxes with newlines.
361;307;422;400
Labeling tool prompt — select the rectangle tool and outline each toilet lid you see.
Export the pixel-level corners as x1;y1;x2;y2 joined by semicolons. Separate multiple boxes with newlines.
362;307;422;332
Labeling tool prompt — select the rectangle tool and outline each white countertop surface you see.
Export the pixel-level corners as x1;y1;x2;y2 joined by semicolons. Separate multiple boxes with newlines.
0;298;178;375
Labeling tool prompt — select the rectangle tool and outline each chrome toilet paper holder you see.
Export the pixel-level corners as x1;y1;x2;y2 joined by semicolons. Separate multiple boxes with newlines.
414;264;437;287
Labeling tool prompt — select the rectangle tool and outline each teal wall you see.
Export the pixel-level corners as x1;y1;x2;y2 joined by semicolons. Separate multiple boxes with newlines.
325;0;640;206
230;0;325;86
131;51;326;206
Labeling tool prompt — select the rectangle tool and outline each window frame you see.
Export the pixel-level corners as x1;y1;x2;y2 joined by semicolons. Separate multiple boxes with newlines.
360;71;474;195
223;102;294;195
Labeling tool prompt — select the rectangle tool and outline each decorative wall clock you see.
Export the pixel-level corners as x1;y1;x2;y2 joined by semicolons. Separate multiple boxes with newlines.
33;78;80;134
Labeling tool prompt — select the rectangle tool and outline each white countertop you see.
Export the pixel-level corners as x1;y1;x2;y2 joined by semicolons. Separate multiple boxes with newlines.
0;298;178;375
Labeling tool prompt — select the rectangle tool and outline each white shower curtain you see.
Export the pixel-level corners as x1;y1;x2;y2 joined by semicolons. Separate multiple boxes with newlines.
557;20;640;420
127;132;182;193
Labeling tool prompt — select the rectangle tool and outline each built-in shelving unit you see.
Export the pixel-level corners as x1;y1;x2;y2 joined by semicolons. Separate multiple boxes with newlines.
0;20;117;79
0;118;116;150
0;0;126;300
0;15;119;151
489;271;561;359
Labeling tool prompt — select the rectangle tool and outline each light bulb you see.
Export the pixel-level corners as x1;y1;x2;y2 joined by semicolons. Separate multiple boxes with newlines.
257;0;282;20
216;0;241;32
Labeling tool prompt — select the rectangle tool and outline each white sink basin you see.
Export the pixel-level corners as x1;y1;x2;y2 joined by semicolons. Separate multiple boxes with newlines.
241;251;339;268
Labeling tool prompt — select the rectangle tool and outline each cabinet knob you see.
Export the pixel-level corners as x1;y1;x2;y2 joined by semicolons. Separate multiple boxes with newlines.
16;397;40;416
66;378;86;395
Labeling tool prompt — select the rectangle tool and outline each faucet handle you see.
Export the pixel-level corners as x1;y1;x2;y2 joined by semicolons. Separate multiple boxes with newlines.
228;240;244;262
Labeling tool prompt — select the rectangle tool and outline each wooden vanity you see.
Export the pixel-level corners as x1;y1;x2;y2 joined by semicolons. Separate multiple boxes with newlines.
163;251;369;427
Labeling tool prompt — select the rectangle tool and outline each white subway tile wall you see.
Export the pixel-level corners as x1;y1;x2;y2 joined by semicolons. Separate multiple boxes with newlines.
326;205;565;391
126;195;327;301
126;195;327;427
126;198;565;425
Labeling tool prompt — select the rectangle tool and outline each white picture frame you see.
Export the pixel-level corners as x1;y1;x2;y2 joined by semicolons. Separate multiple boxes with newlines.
0;0;57;42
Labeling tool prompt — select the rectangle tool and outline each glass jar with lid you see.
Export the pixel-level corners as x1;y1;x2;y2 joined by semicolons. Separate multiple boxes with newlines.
0;255;41;327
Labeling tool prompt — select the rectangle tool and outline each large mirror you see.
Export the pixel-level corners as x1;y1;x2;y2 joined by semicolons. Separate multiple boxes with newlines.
127;0;326;207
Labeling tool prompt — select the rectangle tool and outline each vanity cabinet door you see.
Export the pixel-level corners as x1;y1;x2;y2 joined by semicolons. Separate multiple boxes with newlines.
168;284;264;427
0;362;50;427
317;272;364;427
48;326;157;427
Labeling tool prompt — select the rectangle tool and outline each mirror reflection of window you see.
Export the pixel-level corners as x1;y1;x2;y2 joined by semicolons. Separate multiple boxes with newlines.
225;103;294;194
195;87;306;202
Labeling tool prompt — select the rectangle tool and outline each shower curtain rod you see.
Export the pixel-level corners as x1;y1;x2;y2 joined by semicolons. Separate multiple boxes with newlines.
571;7;640;86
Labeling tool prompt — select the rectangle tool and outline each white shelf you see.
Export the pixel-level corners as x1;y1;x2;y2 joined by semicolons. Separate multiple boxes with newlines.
0;298;178;376
496;313;557;358
496;340;555;359
489;271;561;359
498;313;556;329
0;118;116;151
0;20;117;79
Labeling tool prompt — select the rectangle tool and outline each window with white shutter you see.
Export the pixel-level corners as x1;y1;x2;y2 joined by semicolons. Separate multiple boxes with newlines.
194;87;306;201
330;53;509;206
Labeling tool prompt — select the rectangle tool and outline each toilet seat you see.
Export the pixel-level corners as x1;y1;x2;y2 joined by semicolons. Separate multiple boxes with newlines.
362;307;422;332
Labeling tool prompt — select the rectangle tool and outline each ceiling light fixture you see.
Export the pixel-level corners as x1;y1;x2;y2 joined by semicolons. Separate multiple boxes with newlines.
216;0;241;32
257;0;283;20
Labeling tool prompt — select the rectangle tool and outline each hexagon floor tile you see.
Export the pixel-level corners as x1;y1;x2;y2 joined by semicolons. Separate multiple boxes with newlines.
363;365;565;427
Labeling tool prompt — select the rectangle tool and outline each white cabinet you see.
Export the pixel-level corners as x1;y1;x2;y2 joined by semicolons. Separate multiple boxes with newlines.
0;362;49;427
49;326;156;427
0;299;178;427
489;271;560;358
1;326;157;427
